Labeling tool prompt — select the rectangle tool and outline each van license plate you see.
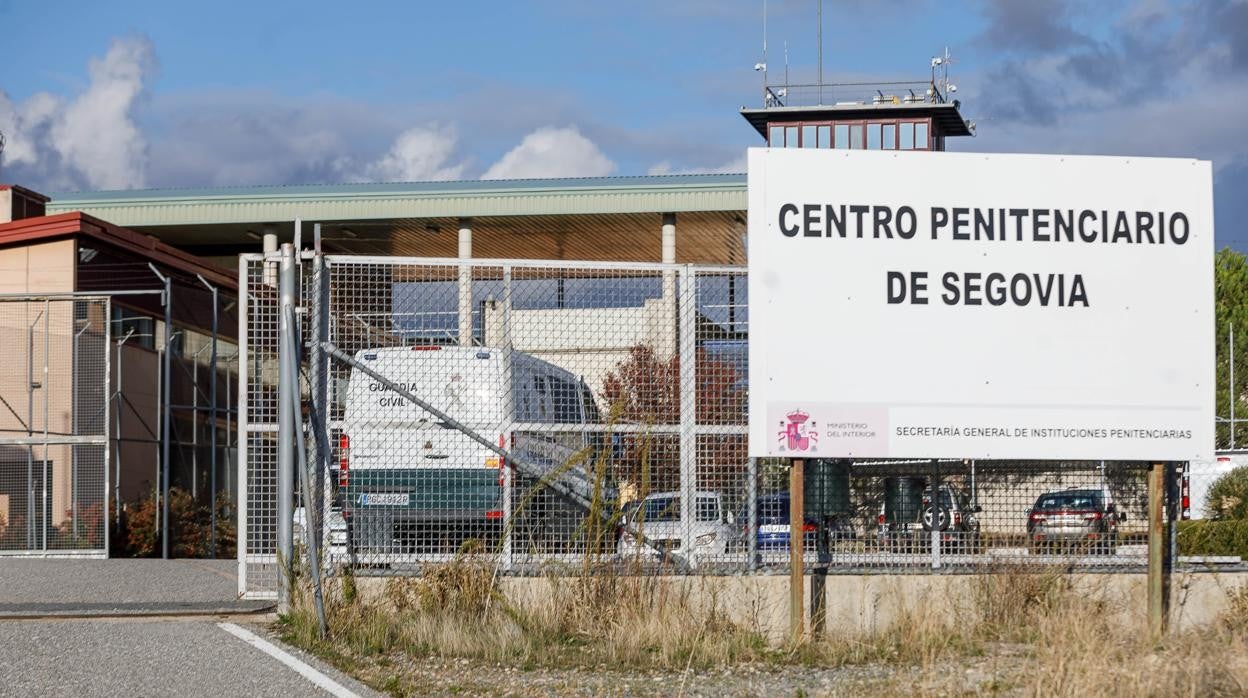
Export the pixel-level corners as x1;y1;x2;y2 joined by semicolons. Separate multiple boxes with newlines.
759;524;789;533
359;493;409;506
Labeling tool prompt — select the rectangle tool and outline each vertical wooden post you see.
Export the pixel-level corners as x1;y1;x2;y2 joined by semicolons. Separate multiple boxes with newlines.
790;458;805;644
1148;461;1166;641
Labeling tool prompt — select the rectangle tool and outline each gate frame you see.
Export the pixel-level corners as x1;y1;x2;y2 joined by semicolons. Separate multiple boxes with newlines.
236;252;749;597
0;293;111;558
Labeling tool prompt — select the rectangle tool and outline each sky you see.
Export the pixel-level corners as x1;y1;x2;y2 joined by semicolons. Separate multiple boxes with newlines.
0;0;1246;246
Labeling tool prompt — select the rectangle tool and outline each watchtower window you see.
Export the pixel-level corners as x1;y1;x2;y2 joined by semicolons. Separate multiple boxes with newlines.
834;124;848;149
767;118;934;150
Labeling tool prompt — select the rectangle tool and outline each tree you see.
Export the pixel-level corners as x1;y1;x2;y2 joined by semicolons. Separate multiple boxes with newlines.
1216;248;1248;448
1206;465;1248;520
599;344;746;496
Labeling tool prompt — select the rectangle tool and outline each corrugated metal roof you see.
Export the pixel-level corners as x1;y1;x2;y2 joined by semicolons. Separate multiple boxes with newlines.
50;173;747;201
46;173;748;227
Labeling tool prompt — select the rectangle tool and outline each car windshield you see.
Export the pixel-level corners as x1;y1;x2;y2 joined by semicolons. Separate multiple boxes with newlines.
638;495;720;522
640;497;681;522
758;497;789;518
1035;492;1102;511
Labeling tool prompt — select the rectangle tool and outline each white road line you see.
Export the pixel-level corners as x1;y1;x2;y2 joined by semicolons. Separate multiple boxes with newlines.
218;622;362;698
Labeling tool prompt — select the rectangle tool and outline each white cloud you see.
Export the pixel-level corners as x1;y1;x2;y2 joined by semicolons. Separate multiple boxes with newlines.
52;37;155;189
356;125;466;182
482;126;615;180
0;37;155;190
647;155;745;176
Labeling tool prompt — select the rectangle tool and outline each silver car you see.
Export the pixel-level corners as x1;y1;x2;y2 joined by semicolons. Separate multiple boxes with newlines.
617;491;735;558
1027;488;1123;554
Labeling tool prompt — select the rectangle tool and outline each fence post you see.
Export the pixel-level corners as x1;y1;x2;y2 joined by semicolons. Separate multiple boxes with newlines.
236;255;251;597
306;253;328;559
747;457;758;571
930;459;941;570
277;243;297;611
678;266;696;564
196;275;220;558
1148;461;1167;640
789;457;805;643
500;266;514;572
147;265;173;560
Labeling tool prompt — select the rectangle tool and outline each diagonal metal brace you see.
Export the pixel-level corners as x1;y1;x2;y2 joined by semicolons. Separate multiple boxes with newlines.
318;340;690;569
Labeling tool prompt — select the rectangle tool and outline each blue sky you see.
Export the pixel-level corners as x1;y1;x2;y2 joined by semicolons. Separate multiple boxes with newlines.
1;1;1246;246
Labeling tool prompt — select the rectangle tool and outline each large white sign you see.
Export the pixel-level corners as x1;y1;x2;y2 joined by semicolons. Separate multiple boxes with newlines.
747;148;1215;460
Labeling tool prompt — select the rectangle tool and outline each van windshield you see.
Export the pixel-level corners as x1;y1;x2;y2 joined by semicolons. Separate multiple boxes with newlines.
641;497;681;522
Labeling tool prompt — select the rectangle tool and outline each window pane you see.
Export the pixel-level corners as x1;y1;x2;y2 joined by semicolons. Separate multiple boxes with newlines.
802;125;817;148
834;124;849;149
769;125;783;146
785;126;798;148
883;123;896;149
696;497;719;522
849;124;863;149
816;125;830;148
915;121;929;149
900;123;914;149
867;123;881;149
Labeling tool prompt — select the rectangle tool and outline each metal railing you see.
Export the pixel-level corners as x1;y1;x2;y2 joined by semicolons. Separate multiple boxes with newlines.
760;80;946;109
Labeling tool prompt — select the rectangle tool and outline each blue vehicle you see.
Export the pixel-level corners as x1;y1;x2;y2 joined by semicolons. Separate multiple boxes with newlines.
739;493;852;551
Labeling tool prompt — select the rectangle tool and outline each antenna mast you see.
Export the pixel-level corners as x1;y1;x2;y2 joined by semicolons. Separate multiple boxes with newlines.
0;131;6;179
817;0;823;104
762;0;768;100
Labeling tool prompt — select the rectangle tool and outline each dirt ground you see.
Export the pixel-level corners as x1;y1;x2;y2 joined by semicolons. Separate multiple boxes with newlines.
342;645;1034;697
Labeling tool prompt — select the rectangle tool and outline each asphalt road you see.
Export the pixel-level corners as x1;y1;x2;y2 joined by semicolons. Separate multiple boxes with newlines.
0;617;376;697
0;558;271;617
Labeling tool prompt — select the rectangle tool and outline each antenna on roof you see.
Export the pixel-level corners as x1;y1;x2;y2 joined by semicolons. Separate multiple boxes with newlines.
756;0;769;104
930;47;957;102
0;131;6;179
784;40;790;89
817;0;823;104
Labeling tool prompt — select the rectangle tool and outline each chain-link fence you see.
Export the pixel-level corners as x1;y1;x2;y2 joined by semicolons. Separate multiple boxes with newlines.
0;296;110;555
239;252;1214;598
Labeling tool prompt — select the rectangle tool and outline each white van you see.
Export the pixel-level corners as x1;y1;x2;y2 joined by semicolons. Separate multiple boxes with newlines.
1188;452;1248;519
338;345;602;555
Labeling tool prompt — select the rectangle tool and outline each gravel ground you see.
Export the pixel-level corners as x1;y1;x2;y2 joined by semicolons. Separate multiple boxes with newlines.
333;649;1033;696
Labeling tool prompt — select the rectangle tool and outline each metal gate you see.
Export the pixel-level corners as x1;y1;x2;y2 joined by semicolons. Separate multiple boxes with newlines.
0;296;111;556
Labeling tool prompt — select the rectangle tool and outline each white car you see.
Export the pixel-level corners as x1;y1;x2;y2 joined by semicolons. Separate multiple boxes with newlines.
617;491;735;558
293;506;349;566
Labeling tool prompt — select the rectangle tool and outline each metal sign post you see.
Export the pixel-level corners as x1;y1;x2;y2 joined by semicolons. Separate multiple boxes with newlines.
1147;461;1169;640
789;457;804;643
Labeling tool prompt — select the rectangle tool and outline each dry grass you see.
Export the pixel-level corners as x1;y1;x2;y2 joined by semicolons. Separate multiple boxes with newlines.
279;564;1248;697
277;431;1248;694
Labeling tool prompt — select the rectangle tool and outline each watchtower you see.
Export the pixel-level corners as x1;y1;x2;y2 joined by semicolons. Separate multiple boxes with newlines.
740;56;974;151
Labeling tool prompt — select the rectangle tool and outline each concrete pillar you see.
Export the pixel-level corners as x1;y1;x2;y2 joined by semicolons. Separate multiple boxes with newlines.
262;232;279;287
458;219;473;346
661;213;677;359
662;213;677;265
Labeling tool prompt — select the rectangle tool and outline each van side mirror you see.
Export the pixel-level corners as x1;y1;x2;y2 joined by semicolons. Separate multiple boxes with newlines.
1118;511;1127;522
725;511;736;525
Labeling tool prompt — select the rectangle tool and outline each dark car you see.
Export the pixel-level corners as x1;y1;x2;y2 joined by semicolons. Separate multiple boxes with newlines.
877;481;982;553
739;493;853;552
1027;488;1123;554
